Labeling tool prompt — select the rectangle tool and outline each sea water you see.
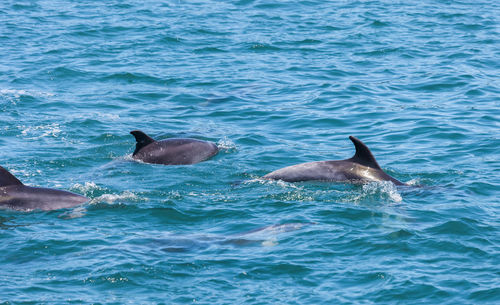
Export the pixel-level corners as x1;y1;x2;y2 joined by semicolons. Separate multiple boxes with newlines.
0;0;499;304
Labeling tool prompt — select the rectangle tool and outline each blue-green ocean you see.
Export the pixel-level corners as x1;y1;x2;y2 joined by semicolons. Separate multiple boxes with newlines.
1;0;499;304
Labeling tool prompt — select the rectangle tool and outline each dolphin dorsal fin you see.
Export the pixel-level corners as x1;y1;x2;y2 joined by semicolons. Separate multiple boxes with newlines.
130;130;156;155
0;166;23;187
347;136;382;170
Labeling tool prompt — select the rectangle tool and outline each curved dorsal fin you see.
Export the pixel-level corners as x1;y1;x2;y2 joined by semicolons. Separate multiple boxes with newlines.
130;130;156;155
0;166;23;187
347;136;381;169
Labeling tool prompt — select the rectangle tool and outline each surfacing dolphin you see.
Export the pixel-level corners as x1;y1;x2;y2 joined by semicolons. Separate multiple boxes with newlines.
130;130;219;165
0;166;88;211
263;136;406;185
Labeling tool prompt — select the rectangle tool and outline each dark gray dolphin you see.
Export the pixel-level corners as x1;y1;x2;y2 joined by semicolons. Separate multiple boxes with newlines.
130;130;219;165
0;166;88;211
263;136;406;185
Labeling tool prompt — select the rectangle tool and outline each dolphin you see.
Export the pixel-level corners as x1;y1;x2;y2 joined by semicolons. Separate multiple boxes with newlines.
130;130;219;165
263;136;406;185
0;166;88;211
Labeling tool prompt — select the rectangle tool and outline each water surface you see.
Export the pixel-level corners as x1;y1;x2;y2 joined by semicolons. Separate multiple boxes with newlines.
1;0;499;304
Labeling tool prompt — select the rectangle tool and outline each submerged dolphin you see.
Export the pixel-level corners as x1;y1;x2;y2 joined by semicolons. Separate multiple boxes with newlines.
0;166;88;211
130;130;219;165
263;136;406;185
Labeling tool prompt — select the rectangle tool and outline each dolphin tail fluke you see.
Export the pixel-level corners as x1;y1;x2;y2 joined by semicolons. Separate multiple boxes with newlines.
0;166;23;187
130;130;156;155
347;136;382;170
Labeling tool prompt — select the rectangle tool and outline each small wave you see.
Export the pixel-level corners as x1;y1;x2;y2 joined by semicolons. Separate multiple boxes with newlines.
159;35;182;43
194;47;227;53
50;67;88;78
370;20;390;27
248;43;281;52
425;218;479;236
99;72;166;85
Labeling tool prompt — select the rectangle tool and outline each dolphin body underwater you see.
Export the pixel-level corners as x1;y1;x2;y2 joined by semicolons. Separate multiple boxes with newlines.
0;166;88;211
130;130;219;165
263;136;406;185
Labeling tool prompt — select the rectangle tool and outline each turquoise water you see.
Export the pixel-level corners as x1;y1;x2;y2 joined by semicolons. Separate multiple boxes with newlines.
1;0;499;303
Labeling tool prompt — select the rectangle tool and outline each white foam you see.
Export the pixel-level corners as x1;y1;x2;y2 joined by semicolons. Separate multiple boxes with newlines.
244;178;304;190
406;178;420;186
19;123;61;139
71;112;120;121
354;181;403;203
0;88;54;98
9;168;33;179
91;191;138;204
216;137;237;150
71;182;102;193
72;182;140;204
97;113;120;120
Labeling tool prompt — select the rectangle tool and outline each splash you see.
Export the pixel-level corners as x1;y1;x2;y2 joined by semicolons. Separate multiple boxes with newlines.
351;181;403;203
216;137;237;151
71;182;103;194
92;191;139;204
71;183;139;204
406;178;421;186
245;177;304;190
123;154;146;163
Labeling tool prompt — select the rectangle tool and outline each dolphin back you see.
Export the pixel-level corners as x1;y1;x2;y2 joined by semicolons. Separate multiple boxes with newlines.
263;136;406;185
1;185;88;211
346;136;381;169
130;130;156;155
0;166;23;187
0;165;88;211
